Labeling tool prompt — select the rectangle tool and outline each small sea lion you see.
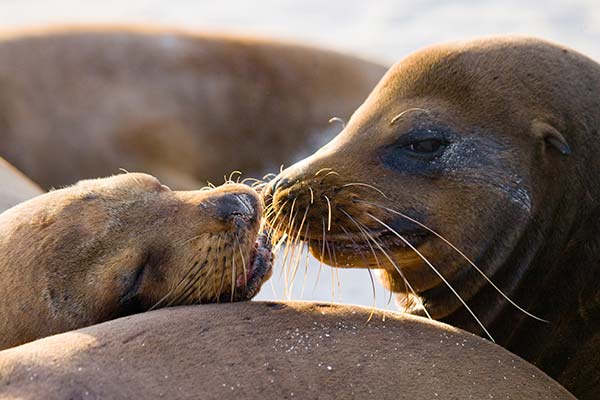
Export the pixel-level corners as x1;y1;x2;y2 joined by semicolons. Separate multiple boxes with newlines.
0;172;272;350
263;37;600;398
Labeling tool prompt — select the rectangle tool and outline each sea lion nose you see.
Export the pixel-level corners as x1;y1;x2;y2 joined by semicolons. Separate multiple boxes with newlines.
215;192;259;224
262;176;290;208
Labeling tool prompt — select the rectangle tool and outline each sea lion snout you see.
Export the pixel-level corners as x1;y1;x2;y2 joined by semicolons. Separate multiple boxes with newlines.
214;192;260;225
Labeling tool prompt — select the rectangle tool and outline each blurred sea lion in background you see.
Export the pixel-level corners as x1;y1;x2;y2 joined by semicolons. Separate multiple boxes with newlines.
0;157;42;212
0;26;386;189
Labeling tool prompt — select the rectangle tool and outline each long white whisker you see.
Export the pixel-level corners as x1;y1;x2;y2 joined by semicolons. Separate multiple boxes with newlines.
357;199;547;323
341;183;388;199
339;208;432;319
368;212;495;342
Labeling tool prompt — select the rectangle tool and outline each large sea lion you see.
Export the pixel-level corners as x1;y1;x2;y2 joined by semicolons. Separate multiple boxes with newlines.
0;302;574;399
263;37;600;399
0;172;272;350
0;26;386;189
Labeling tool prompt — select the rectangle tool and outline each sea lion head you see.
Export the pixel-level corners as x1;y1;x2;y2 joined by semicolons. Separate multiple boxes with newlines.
263;37;600;322
0;173;272;348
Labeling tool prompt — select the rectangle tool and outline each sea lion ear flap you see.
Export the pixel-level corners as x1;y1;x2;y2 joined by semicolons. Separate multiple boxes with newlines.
531;120;572;156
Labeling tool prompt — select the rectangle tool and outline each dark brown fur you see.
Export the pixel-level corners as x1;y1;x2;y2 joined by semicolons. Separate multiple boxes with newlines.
264;37;600;399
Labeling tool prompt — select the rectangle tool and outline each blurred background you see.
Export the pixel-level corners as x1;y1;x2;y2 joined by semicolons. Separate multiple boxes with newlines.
3;0;599;310
4;0;600;62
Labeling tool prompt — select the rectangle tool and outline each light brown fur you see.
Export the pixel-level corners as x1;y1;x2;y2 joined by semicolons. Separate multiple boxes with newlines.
264;36;600;398
0;26;386;189
0;302;574;399
0;172;271;350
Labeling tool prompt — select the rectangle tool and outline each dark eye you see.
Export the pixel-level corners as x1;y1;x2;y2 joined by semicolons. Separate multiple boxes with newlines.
406;139;444;154
404;139;445;155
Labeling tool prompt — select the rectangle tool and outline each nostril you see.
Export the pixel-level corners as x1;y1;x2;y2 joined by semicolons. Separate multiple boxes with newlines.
275;178;291;192
265;177;290;198
237;193;257;218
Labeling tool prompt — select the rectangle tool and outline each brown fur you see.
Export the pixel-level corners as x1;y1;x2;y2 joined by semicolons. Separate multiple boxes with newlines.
0;157;43;213
0;172;271;350
0;26;386;189
0;302;574;399
264;36;600;399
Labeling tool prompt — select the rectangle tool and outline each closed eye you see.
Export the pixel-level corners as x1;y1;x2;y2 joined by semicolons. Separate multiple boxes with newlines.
120;262;146;307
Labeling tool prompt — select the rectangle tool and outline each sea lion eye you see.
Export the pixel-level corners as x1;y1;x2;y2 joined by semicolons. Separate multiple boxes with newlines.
404;139;446;155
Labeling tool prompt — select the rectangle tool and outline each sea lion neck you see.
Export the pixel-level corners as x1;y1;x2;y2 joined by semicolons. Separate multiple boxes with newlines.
438;196;599;394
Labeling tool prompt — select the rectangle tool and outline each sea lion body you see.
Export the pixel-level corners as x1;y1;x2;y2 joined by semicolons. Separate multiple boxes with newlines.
0;302;574;399
264;37;600;398
0;173;272;350
0;26;386;189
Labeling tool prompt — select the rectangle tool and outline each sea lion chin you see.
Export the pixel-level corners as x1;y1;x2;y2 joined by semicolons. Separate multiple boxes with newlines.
263;36;600;399
0;173;273;350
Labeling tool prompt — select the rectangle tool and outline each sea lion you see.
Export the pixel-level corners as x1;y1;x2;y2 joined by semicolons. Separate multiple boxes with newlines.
0;157;43;213
0;26;386;189
0;172;272;350
263;36;600;399
0;302;574;399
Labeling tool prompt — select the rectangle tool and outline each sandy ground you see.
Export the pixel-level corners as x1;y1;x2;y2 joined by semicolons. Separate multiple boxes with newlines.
2;0;599;309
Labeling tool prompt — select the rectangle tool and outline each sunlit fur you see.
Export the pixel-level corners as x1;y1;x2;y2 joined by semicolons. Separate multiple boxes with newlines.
0;173;266;350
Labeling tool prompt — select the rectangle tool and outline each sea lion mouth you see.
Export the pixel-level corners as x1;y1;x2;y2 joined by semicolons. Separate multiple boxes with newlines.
315;229;428;253
230;230;274;301
303;227;429;268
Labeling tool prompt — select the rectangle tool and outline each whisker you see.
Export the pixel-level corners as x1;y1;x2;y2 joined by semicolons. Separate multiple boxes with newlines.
389;108;430;125
300;240;311;299
289;206;311;295
217;253;228;302
280;210;299;297
339;225;377;321
367;213;495;342
339;208;430;318
241;177;263;185
357;200;547;323
328;116;346;129
341;182;388;199
323;194;333;231
149;259;198;311
315;167;333;177
230;247;237;302
235;235;248;289
312;217;327;295
167;260;208;307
